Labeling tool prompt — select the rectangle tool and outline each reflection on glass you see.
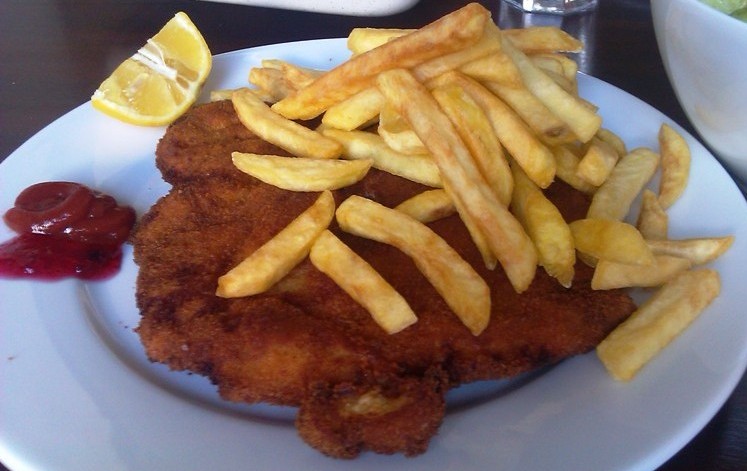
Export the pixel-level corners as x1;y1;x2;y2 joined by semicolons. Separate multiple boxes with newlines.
495;1;597;74
501;0;598;15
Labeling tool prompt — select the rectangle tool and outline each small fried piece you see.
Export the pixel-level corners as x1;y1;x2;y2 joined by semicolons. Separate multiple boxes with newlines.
530;53;579;83
459;52;524;87
310;230;417;334
232;88;342;159
576;137;620;187
587;147;660;221
394;189;455;223
646;236;735;266
346;27;415;54
248;67;296;102
322;87;385;131
216;190;335;297
637;189;669;240
261;59;323;86
658;123;691;209
248;61;322;103
336;195;491;335
378;103;428;155
232;152;372;191
511;164;575;288
597;269;721;381
552;145;598;194
570;218;655;266
595;128;627;158
591;255;691;290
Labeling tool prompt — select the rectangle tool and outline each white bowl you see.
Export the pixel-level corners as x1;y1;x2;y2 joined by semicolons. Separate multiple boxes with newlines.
652;0;747;183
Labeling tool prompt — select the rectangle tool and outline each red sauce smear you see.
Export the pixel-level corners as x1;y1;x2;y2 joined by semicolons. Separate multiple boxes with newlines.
0;182;136;280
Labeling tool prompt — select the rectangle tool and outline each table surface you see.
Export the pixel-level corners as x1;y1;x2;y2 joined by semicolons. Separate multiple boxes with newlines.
0;0;745;469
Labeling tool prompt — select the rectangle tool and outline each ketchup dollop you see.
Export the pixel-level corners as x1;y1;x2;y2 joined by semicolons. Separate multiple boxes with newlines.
0;182;136;280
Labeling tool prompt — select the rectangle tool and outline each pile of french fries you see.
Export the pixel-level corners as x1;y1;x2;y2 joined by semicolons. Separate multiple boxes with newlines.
211;3;733;381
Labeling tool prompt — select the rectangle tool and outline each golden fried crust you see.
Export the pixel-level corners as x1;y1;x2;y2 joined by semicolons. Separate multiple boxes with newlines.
133;101;636;457
155;100;291;184
297;369;448;458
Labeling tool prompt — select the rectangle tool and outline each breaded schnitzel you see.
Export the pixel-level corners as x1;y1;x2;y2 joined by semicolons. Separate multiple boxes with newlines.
132;100;636;458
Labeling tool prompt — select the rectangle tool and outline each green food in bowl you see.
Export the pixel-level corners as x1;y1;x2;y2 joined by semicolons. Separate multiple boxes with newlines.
733;7;747;20
701;0;747;20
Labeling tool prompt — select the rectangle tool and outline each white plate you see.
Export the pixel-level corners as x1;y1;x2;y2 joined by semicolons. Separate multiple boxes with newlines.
1;39;746;471
198;0;420;16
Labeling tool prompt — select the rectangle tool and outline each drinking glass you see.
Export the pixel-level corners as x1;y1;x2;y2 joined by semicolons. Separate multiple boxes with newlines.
502;0;598;14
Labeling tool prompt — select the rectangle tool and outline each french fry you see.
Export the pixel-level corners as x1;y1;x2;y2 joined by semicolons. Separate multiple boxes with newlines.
460;53;576;145
482;81;576;146
587;147;660;221
443;178;499;271
551;145;598;194
595;127;627;158
531;54;565;78
576;137;620;186
502;26;583;54
232;88;342;159
211;6;735;386
658;123;691;209
570;218;655;266
336;195;491;335
232;152;372;191
511;164;576;287
248;67;295;102
216;191;335;298
530;53;578;83
272;3;491;119
260;59;323;87
637;189;668;240
533;64;576;96
377;68;537;292
321;87;385;131
432;83;513;205
439;71;556;189
211;87;248;102
378;103;428;155
326;21;503;132
394;189;456;223
411;22;502;83
591;255;691;290
347;28;414;55
382;71;500;270
321;128;442;188
336;23;503;131
500;35;601;143
529;52;578;95
248;60;322;102
597;269;721;381
646;236;735;265
212;86;276;103
459;52;523;87
310;230;418;334
348;25;582;56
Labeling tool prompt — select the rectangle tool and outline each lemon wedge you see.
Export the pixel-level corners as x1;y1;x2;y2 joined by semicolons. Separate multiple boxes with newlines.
91;12;212;126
